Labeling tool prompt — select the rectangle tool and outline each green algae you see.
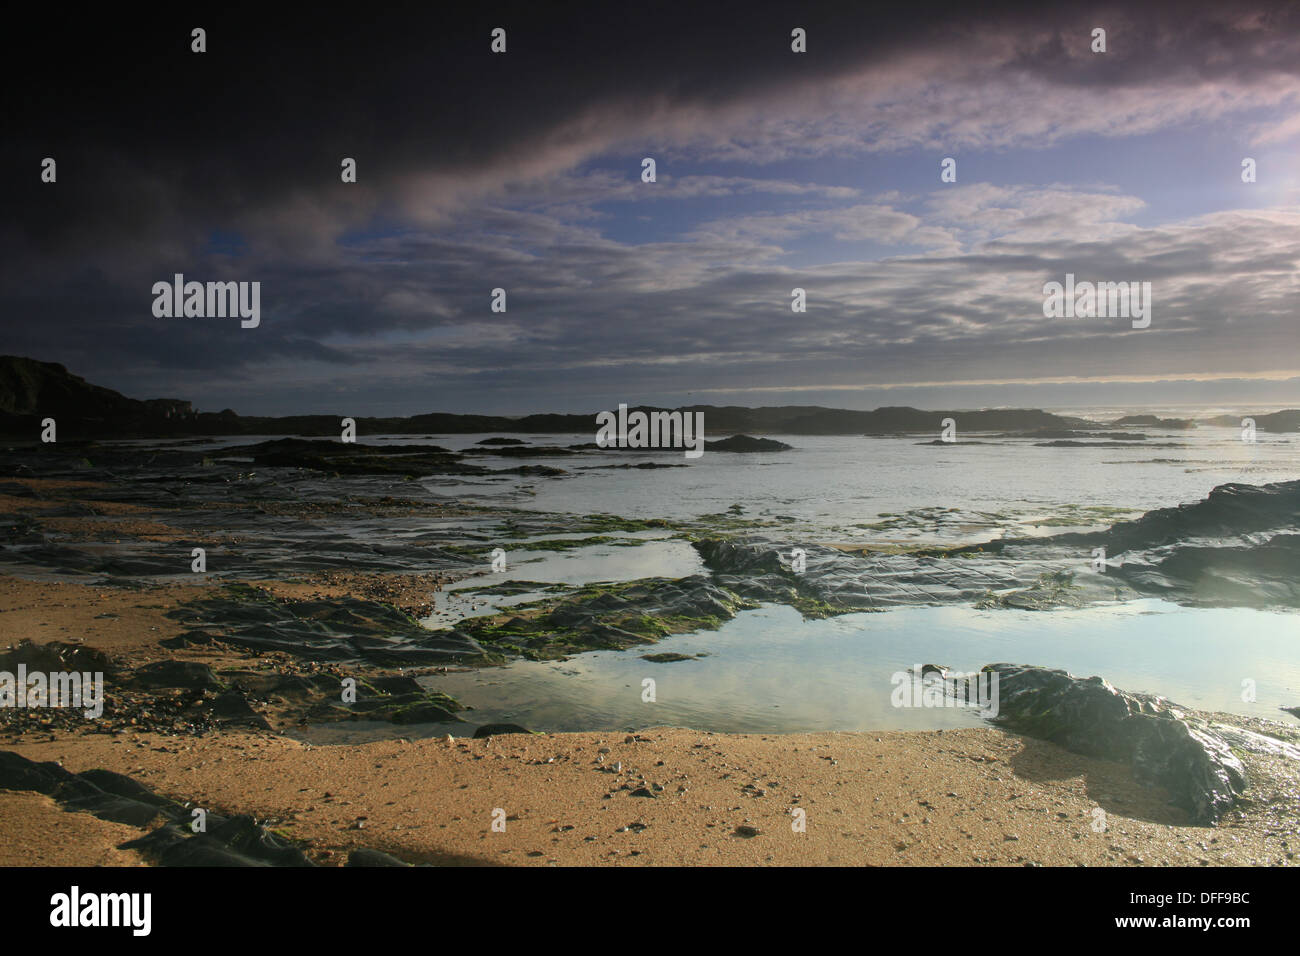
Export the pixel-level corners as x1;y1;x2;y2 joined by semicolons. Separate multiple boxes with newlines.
452;577;758;661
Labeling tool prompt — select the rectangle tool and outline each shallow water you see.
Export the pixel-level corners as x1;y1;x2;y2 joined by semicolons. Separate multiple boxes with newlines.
297;600;1300;742
420;425;1298;536
107;422;1300;744
421;536;703;627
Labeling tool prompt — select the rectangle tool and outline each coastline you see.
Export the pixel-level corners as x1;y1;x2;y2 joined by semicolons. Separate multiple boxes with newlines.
2;568;1297;866
3;465;1299;867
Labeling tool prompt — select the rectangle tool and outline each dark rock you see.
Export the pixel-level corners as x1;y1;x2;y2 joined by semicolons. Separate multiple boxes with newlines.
123;815;314;867
0;752;174;827
473;723;533;738
366;675;425;696
0;750;87;797
168;588;493;666
982;663;1247;824
580;462;688;470
1202;409;1300;432
225;437;478;477
1111;415;1196;429
76;768;182;810
129;660;221;691
271;674;318;696
61;793;170;828
0;640;116;677
704;434;793;453
205;690;272;730
506;464;566;477
694;480;1300;613
984;479;1300;556
0;750;418;867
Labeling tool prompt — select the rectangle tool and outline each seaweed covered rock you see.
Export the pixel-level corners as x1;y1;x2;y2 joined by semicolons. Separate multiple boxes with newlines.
168;585;493;666
454;575;760;660
983;663;1247;824
693;537;790;576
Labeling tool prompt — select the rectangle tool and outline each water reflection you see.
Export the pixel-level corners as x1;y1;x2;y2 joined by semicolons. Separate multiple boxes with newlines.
297;600;1300;743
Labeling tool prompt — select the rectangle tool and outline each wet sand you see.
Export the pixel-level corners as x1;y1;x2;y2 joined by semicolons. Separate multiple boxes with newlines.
0;575;203;656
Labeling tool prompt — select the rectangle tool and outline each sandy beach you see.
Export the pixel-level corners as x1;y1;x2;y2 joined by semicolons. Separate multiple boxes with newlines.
3;563;1297;867
6;719;1298;867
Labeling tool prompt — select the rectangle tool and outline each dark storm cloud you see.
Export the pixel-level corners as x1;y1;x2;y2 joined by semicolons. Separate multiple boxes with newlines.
8;0;1298;253
3;1;1300;412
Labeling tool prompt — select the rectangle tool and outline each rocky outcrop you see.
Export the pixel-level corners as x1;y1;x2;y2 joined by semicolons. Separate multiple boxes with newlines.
0;356;194;439
228;438;493;477
168;585;493;666
1111;415;1195;429
1203;409;1300;431
0;637;468;736
948;480;1300;608
453;575;760;659
704;434;793;452
692;480;1300;613
692;536;1117;611
982;664;1248;824
473;723;533;738
1035;479;1300;554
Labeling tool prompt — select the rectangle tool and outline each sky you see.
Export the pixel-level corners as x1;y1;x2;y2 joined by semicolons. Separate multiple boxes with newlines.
3;1;1299;416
